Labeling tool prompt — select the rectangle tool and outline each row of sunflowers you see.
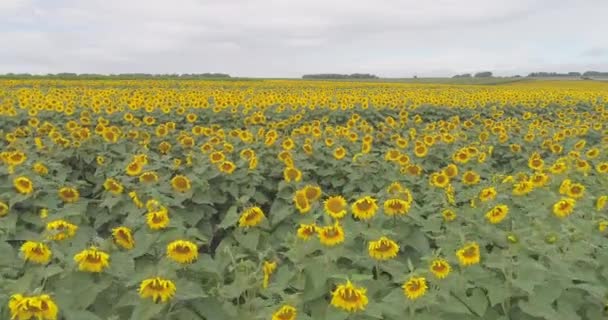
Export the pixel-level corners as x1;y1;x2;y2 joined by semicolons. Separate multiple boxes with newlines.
0;79;607;319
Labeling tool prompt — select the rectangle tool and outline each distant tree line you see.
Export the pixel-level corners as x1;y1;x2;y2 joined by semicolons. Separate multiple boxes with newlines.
302;73;379;79
0;73;231;79
527;71;608;77
452;72;493;78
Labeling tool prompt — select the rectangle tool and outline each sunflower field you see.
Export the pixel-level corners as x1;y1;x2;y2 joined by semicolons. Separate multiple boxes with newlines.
0;79;607;320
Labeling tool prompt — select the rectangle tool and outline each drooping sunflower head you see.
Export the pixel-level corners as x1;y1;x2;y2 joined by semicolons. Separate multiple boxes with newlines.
324;196;348;219
403;276;428;300
351;196;378;220
271;304;297;320
146;208;170;230
368;236;399;260
456;242;480;266
297;223;318;240
20;241;52;264
112;226;135;250
553;197;576;218
318;222;345;246
0;201;9;217
512;180;533;196
73;246;110;273
293;190;311;214
126;160;143;176
485;204;509;224
167;240;198;264
103;178;124;195
46;219;78;241
9;294;58;320
383;198;410;216
139;171;159;184
478;187;497;202
238;206;265;228
138;277;177;303
330;280;368;312
219;161;236;174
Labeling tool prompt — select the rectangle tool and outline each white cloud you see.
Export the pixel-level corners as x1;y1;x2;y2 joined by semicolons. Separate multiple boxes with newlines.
0;0;607;77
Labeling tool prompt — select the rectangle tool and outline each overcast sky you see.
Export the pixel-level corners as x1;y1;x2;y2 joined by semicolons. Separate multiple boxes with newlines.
1;0;607;77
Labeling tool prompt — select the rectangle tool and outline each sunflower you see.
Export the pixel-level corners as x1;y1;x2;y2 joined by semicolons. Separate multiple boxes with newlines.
33;162;49;175
429;258;451;279
146;207;170;230
443;164;458;178
566;183;585;199
0;201;9;217
442;209;457;222
386;182;403;195
129;191;144;208
456;242;480;266
125;160;143;176
9;294;58;320
219;161;236;174
238;206;265;227
553;197;576;218
297;223;318;240
74;246;110;273
383;198;410;216
403;276;427;300
559;179;571;195
112;226;135;250
549;161;568;174
318;222;345;246
171;175;191;193
368;236;399;260
597;196;607;211
167;240;198;264
512;180;533;196
20;241;52;264
430;172;450;188
14;176;34;194
485;204;509;224
293;190;311;214
330;280;368;312
351;196;378;220
263;260;277;288
137;171;158;184
138;277;177;303
414;145;428;158
303;185;322;202
461;170;480;186
58;187;79;203
271;305;297;320
46;219;78;241
103;178;124;195
333;146;347;160
6;151;26;166
528;154;544;171
283;166;302;182
596;162;608;174
530;172;550;187
324;196;348;219
478;187;497;202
